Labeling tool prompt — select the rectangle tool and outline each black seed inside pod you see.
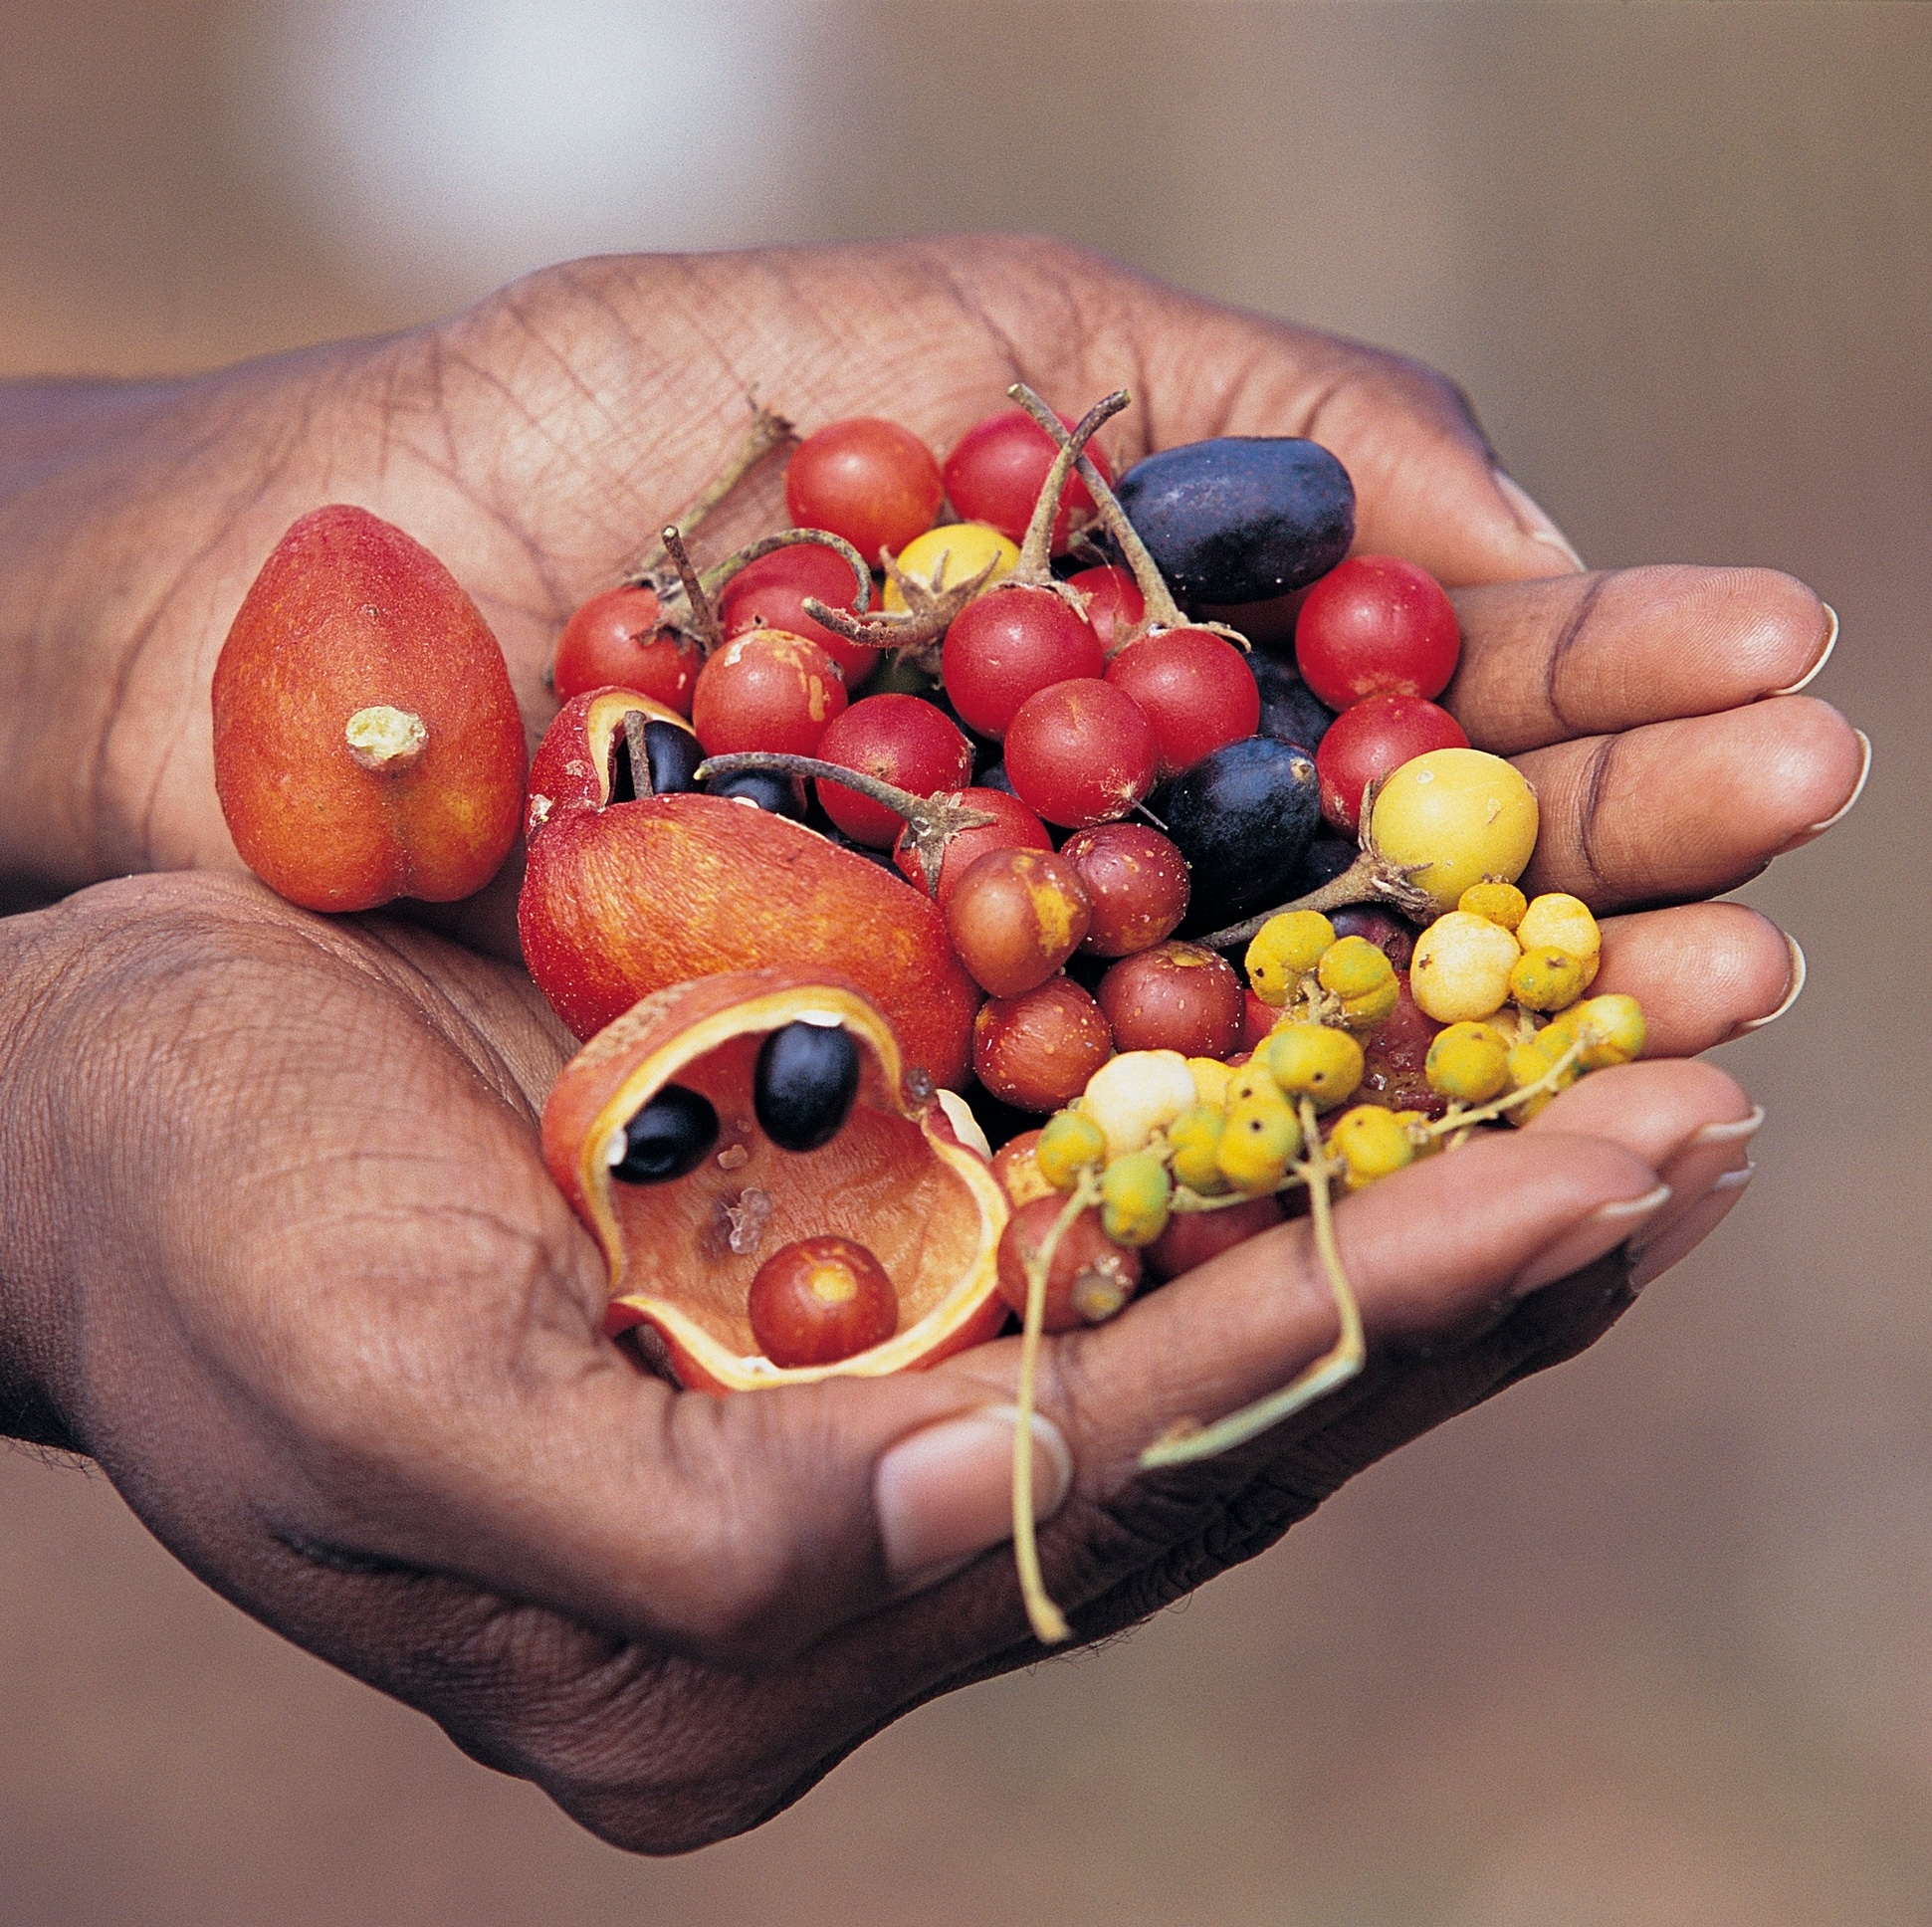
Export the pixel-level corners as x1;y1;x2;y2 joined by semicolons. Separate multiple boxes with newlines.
610;1085;719;1183
755;1020;862;1153
643;718;704;796
707;767;807;818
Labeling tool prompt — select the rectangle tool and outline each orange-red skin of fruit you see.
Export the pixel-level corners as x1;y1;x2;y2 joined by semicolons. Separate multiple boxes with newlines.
543;968;1008;1390
691;628;849;758
972;976;1114;1113
995;1195;1141;1331
521;689;980;1085
211;504;526;912
1096;942;1244;1059
1144;1193;1287;1283
749;1235;900;1369
945;846;1093;997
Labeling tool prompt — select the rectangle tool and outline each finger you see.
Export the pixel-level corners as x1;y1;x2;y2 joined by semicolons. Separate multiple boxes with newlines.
1591;901;1799;1054
1511;695;1866;910
1447;566;1838;753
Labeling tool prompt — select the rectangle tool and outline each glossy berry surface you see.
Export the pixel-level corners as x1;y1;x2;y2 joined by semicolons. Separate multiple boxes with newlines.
785;418;942;565
1003;679;1158;829
552;583;702;712
1314;692;1469;832
691;630;848;757
748;1235;900;1369
813;694;973;846
1250;652;1335;752
944;408;1113;553
941;583;1104;739
1058;820;1191;957
972;975;1115;1112
893;785;1053;906
705;766;806;818
1295;554;1461;710
1159;736;1321;929
1105;627;1261;778
1117;437;1355;603
1066;564;1144;652
1097;942;1244;1058
753;1019;862;1153
995;1194;1141;1330
717;543;876;684
609;1084;719;1183
945;846;1093;997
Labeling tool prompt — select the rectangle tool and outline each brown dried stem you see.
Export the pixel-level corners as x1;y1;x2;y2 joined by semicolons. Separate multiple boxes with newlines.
620;403;795;585
696;527;873;611
659;526;724;657
1013;389;1131;583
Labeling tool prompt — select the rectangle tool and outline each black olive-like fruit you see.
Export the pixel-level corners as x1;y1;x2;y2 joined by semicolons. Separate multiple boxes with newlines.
643;718;704;797
754;1020;862;1153
1248;653;1336;754
1290;831;1358;895
611;1084;718;1183
1159;736;1321;931
707;767;808;818
1117;438;1355;604
978;761;1017;797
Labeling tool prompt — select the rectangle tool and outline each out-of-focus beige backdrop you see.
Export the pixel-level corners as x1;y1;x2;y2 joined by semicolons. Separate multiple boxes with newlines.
2;3;1925;1921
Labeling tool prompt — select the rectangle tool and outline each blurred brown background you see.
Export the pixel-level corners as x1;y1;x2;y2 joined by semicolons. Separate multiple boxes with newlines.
2;3;1926;1921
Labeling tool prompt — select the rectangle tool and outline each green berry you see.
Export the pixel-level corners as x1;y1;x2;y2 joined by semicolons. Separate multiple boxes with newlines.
1215;1094;1302;1192
1262;1022;1365;1111
1425;1020;1513;1102
1036;1109;1106;1189
1101;1151;1174;1246
1244;911;1337;1006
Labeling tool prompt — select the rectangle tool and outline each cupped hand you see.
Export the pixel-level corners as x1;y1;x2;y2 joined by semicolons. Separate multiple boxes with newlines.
2;235;1861;971
0;873;1760;1851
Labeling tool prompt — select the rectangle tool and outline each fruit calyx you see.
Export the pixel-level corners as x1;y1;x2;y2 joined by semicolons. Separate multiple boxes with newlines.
803;546;1003;670
344;705;428;773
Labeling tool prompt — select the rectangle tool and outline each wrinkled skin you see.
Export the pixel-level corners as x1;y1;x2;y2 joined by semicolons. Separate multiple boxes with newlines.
0;238;1861;1850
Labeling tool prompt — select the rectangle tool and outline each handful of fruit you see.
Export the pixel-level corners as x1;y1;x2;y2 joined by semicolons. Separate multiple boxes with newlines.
209;380;1648;1643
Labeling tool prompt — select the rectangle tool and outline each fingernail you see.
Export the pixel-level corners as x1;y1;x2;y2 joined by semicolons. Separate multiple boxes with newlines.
1628;1169;1754;1291
1494;470;1587;572
1689;1103;1767;1148
1509;1182;1672;1298
1768;602;1838;696
875;1404;1072;1590
1734;934;1807;1035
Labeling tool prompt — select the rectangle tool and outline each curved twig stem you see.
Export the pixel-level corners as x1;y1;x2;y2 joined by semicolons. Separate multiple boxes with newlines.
620;403;795;585
1013;390;1131;582
660;526;724;656
696;527;872;611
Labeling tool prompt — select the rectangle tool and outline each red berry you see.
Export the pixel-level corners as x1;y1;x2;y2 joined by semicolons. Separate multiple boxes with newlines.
973;976;1115;1113
944;408;1114;553
1359;973;1445;1115
786;418;943;565
718;543;878;686
1058;821;1190;957
942;583;1105;739
945;847;1093;997
1144;1193;1285;1283
553;584;701;713
1095;942;1244;1058
1003;679;1158;829
1066;564;1144;652
893;785;1053;905
749;1235;899;1368
1241;987;1275;1050
691;630;848;758
1294;554;1461;710
1104;628;1261;778
1313;693;1468;832
996;1194;1140;1329
813;694;972;847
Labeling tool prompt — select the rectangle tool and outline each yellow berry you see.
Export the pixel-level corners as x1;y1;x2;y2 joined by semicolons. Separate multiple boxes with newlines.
1409;910;1522;1023
1458;881;1528;930
1506;1034;1577;1122
1509;946;1589;1013
1101;1151;1174;1246
1566;993;1646;1068
1337;977;1400;1030
1035;1109;1106;1189
1425;1020;1514;1102
1080;1050;1198;1161
1216;1094;1302;1191
1169;1104;1230;1193
1244;911;1337;1006
1517;893;1601;986
1327;1104;1416;1189
1186;1056;1232;1109
1225;1058;1284;1108
1316;935;1395;1000
1263;1023;1365;1110
883;524;1018;608
1370;749;1540;913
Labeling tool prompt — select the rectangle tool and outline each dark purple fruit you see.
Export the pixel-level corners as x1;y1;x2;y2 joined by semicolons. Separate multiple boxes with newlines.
611;1085;719;1183
754;1019;863;1152
1157;736;1321;930
1249;652;1336;753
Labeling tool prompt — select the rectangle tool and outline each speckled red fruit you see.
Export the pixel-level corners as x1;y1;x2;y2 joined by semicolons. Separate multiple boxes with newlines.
814;695;972;847
941;584;1104;740
691;630;848;757
786;418;942;564
972;976;1114;1113
946;847;1093;997
211;505;526;913
749;1235;900;1368
1096;943;1244;1058
1003;679;1158;829
1058;821;1190;957
990;1129;1054;1206
717;543;878;685
996;1194;1141;1330
893;786;1053;906
552;583;702;713
1144;1194;1286;1283
1103;628;1260;778
521;690;980;1084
